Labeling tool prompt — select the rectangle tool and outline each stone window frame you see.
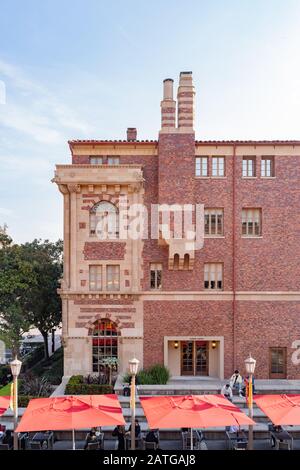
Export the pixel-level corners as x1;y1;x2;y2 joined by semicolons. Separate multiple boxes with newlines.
242;208;262;237
107;156;120;165
89;201;119;238
106;264;120;291
204;262;223;290
204;208;224;237
89;265;102;291
89;156;103;165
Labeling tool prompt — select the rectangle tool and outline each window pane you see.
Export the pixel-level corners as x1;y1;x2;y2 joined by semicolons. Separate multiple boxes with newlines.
106;265;120;291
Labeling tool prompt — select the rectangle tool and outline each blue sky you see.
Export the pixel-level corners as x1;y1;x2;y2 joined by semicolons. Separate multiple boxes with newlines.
0;0;300;243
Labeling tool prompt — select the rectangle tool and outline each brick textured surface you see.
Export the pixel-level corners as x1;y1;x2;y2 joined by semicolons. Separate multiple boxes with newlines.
83;241;126;260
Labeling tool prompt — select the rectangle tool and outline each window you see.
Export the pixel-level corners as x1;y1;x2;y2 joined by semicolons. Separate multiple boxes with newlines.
205;209;224;236
242;157;256;177
195;157;208;177
269;347;286;379
92;319;118;374
150;263;162;289
242;208;262;237
261;156;275;177
90;201;119;238
212;157;225;177
204;263;223;290
89;265;102;291
90;156;103;164
107;156;120;165
106;265;120;291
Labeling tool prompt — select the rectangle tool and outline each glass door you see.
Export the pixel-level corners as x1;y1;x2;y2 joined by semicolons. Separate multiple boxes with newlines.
269;347;286;379
181;341;194;375
195;341;209;376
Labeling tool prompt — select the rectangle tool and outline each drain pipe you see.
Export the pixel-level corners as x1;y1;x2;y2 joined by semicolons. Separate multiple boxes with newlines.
232;143;237;369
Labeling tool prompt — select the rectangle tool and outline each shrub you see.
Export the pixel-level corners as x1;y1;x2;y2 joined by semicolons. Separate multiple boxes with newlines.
0;365;11;386
18;395;37;407
123;364;170;385
19;374;52;397
65;382;113;395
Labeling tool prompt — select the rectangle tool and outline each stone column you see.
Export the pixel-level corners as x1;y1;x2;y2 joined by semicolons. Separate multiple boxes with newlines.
68;184;81;290
58;184;70;288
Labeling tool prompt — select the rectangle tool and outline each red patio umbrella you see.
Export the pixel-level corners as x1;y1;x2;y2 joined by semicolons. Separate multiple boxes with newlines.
254;394;300;425
140;395;255;449
0;396;10;417
16;394;125;449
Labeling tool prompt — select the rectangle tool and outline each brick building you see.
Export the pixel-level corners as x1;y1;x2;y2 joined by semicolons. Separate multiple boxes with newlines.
53;71;300;380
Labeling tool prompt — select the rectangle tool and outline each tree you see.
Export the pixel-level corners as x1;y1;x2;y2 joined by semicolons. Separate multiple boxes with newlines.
0;236;34;355
22;239;63;359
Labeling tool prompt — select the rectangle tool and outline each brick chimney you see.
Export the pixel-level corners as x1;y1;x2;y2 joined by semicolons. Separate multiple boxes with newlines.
127;127;137;141
177;71;195;131
160;78;176;131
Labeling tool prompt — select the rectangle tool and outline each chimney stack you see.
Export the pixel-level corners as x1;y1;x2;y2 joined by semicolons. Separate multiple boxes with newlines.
177;71;195;131
127;127;137;141
160;78;176;131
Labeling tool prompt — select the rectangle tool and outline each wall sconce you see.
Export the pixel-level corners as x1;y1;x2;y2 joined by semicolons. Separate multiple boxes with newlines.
174;341;179;349
211;340;217;349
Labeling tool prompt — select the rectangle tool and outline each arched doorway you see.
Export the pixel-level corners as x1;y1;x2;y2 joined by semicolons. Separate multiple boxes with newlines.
91;319;118;378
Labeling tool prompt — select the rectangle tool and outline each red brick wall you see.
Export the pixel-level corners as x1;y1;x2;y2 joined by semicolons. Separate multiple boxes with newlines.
83;241;126;260
143;300;234;378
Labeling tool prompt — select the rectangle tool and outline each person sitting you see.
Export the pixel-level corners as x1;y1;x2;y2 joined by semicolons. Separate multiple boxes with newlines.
221;383;233;402
2;430;13;449
112;425;126;450
128;418;141;438
229;370;243;396
84;428;97;450
271;425;283;448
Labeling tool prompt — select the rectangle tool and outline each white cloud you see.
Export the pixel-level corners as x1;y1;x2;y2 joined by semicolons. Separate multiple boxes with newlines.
0;59;94;143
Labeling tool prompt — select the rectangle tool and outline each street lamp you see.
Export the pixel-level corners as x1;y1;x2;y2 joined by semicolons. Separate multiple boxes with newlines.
129;357;140;450
10;356;22;451
245;354;256;450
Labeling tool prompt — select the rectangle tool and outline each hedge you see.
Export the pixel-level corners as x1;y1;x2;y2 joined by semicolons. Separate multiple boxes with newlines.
65;375;113;394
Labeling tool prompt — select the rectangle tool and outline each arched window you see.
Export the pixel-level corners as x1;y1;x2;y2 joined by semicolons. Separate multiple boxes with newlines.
92;319;118;374
90;201;119;239
183;254;190;270
173;253;179;270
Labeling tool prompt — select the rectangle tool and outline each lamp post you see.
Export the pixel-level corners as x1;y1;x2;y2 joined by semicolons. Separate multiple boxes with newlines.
10;356;22;451
129;357;139;451
244;354;256;450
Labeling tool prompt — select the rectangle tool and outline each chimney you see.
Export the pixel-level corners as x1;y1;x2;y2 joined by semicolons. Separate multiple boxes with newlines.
177;71;195;131
160;78;176;131
127;127;137;141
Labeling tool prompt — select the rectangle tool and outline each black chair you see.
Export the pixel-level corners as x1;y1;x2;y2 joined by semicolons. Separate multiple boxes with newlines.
87;441;100;450
0;444;10;450
29;441;42;450
234;441;248;450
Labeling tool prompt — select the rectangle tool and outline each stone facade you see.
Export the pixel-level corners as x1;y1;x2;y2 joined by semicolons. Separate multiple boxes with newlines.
53;71;300;380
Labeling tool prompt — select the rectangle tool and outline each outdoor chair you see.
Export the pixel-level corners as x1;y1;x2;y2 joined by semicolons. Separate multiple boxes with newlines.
87;441;101;450
278;441;291;451
0;444;10;450
143;441;158;450
233;441;248;450
29;441;42;450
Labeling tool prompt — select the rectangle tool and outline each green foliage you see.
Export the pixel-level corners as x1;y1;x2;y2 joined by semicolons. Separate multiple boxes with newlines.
0;365;11;386
26;347;63;386
123;364;170;385
65;375;113;394
21;345;45;373
19;374;52;397
0;383;11;396
18;395;37;407
0;235;63;358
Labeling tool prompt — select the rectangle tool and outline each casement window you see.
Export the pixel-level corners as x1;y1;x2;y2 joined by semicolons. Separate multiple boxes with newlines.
212;157;225;177
89;265;102;291
204;263;223;290
204;209;224;236
269;347;286;379
242;208;262;237
242;157;256;177
261;156;275;177
150;263;162;289
107;156;120;165
90;201;119;238
106;265;120;291
90;156;103;164
195;157;208;177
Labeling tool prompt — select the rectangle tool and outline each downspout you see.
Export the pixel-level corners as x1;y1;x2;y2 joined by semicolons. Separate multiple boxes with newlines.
232;143;237;369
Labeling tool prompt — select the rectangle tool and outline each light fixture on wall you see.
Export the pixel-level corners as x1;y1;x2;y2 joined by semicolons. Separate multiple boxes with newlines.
174;341;179;349
211;340;217;349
